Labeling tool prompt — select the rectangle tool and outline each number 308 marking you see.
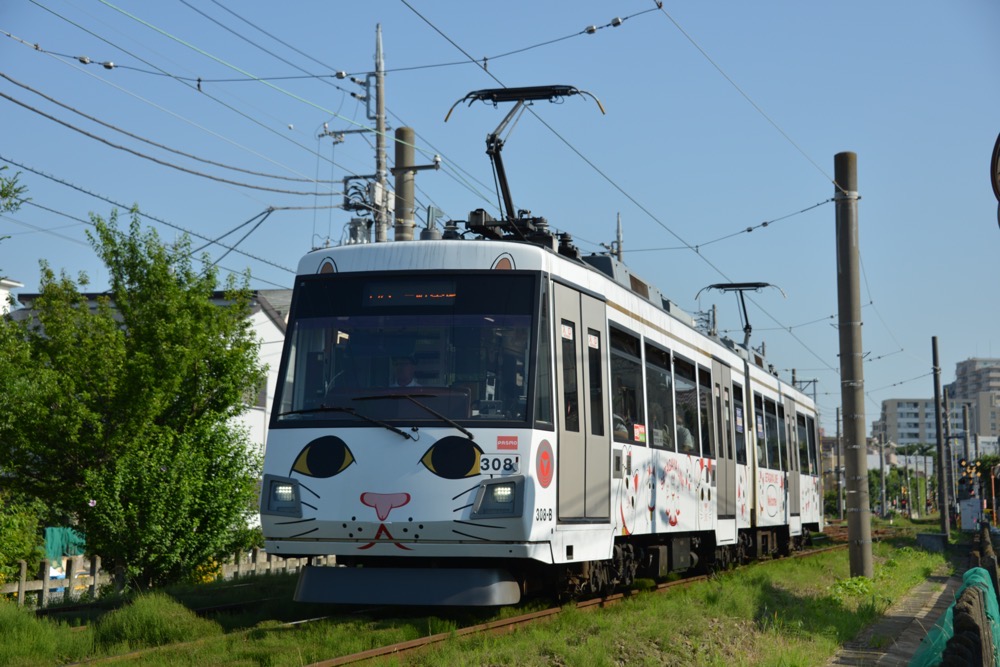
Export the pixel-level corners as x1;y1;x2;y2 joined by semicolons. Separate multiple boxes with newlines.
480;455;519;474
535;508;553;521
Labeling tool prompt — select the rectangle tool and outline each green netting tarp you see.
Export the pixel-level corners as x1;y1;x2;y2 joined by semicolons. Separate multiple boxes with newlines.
43;526;86;563
909;566;1000;667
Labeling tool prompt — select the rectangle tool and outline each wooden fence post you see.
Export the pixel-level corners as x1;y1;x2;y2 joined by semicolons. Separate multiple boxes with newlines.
17;560;26;606
114;565;125;595
90;556;102;600
38;559;50;607
65;556;78;603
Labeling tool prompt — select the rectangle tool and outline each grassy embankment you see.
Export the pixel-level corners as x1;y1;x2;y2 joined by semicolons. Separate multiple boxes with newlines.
0;516;959;666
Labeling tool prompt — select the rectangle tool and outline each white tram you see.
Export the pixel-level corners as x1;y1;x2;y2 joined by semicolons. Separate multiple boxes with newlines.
259;232;823;606
259;85;822;606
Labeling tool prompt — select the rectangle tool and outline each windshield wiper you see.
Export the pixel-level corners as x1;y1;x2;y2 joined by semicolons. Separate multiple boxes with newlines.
276;405;413;440
355;393;475;440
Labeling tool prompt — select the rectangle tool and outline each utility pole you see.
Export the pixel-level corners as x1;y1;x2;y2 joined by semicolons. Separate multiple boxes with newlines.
962;404;971;462
933;336;951;538
392;126;441;241
835;151;872;578
944;393;956;507
374;24;389;243
879;438;887;518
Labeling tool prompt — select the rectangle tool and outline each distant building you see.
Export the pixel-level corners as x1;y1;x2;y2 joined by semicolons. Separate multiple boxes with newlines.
871;359;1000;457
0;278;23;315
948;358;1000;438
872;398;931;446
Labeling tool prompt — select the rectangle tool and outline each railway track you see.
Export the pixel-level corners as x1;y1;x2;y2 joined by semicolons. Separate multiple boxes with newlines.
70;525;869;665
304;540;852;667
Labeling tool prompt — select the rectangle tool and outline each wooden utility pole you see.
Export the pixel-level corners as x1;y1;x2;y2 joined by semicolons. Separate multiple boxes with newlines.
835;152;873;578
933;336;951;539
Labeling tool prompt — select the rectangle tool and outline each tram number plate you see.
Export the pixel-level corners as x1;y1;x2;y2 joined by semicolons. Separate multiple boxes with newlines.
480;455;520;475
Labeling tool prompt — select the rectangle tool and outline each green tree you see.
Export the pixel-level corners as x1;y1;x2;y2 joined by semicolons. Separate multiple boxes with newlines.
0;491;44;585
0;209;265;588
0;165;25;215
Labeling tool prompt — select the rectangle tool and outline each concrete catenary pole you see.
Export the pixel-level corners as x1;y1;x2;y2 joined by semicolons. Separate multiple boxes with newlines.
944;393;955;505
835;152;873;578
962;404;971;462
394;127;416;241
933;336;951;538
374;25;388;243
880;438;887;518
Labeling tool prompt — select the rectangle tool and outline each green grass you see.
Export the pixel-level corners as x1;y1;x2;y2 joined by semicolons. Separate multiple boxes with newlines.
0;530;952;666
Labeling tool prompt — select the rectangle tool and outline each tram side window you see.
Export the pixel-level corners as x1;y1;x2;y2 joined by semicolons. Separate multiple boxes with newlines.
806;415;819;477
754;394;767;467
534;285;553;428
733;383;748;465
722;386;733;460
644;343;675;451
797;414;812;475
768;401;786;472
764;398;781;470
610;327;645;445
588;329;605;437
560;321;580;433
777;403;795;472
698;366;715;459
674;357;699;455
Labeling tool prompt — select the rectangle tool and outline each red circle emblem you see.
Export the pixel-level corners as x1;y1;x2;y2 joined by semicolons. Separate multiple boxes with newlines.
536;440;554;488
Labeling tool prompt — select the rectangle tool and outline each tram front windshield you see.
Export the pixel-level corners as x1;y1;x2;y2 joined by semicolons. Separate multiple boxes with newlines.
274;273;537;425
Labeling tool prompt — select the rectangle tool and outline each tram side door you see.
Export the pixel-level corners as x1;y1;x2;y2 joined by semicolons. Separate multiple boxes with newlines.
783;396;801;525
713;361;737;544
553;283;610;521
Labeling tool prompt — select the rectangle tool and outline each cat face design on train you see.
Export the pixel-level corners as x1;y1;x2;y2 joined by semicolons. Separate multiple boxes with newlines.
280;434;494;547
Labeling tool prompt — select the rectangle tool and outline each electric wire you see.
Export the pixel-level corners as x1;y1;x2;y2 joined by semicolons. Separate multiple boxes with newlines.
6;11;488;207
5;201;291;289
0;89;337;197
0;72;337;185
652;1;848;196
15;3;922;424
11;9;361;180
400;0;841;378
626;198;834;254
0;154;295;276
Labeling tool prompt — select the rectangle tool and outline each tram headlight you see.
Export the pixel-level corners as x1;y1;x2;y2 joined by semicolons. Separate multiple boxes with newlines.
274;484;296;503
492;484;514;503
471;475;524;519
261;474;302;518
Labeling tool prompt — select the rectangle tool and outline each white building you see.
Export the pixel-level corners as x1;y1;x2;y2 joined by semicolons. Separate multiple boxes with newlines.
0;278;23;315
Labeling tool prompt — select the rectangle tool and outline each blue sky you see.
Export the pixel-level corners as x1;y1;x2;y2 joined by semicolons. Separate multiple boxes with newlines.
2;1;999;436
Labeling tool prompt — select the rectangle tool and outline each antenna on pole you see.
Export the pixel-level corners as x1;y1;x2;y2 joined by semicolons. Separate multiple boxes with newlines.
695;282;785;348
